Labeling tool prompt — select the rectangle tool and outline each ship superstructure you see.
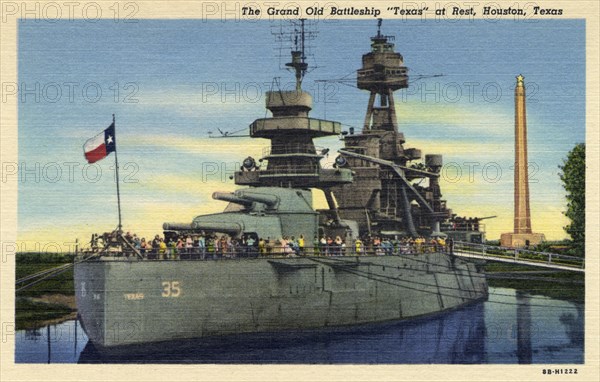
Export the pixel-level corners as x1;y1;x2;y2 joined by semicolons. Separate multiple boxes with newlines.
331;20;452;239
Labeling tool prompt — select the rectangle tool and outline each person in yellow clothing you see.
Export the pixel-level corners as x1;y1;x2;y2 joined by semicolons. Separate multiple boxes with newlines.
436;237;446;252
298;234;305;256
414;237;425;254
355;238;363;255
258;238;266;256
158;238;167;260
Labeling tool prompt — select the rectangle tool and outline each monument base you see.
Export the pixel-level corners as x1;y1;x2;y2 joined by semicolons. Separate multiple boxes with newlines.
500;233;546;248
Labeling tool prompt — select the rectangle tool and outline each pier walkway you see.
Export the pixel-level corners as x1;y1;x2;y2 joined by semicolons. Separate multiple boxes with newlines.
453;241;584;273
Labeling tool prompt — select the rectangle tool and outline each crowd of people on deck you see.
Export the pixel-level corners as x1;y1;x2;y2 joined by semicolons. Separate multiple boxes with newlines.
92;231;453;260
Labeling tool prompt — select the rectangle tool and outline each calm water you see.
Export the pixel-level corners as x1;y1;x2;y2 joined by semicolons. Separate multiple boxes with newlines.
15;287;583;364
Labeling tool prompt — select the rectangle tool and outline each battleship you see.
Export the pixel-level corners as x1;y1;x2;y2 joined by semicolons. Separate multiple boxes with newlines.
74;20;489;348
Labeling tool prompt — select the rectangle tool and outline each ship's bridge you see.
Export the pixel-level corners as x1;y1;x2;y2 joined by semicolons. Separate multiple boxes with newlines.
250;117;341;138
249;90;341;138
265;90;312;116
357;34;408;92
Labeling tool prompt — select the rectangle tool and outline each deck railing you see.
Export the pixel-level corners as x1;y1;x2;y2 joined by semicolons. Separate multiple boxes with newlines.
77;243;453;261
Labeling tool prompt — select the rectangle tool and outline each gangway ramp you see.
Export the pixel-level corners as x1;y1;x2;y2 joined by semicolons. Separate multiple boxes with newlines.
453;242;584;273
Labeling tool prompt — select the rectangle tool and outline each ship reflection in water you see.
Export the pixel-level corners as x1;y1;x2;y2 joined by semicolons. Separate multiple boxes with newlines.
15;288;583;364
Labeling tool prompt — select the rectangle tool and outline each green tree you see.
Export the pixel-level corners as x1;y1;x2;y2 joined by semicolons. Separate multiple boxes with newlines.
559;143;585;257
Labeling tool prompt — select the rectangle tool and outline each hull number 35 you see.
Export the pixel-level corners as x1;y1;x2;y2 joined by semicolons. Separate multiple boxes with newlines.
161;281;181;297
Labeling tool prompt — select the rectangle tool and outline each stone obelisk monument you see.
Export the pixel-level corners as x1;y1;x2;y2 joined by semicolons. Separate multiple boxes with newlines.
501;75;545;248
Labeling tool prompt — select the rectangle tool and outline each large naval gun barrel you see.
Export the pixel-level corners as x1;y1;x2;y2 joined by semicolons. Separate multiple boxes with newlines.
190;221;242;234
236;191;279;208
212;191;279;208
162;222;193;231
212;192;253;207
163;221;243;234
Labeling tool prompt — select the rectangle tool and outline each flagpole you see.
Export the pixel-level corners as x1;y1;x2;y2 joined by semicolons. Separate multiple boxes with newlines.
113;114;123;233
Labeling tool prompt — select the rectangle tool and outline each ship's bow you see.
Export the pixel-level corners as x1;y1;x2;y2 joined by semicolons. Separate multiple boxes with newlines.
74;261;107;346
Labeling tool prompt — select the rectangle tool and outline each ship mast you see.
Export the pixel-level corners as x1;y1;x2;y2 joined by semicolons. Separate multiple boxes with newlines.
285;19;308;92
331;20;449;238
357;18;408;134
234;19;353;192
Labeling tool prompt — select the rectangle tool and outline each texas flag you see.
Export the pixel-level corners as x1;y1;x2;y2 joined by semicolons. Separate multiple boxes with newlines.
83;123;116;164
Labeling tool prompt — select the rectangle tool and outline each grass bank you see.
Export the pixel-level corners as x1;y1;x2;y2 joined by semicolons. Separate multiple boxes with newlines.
16;254;76;330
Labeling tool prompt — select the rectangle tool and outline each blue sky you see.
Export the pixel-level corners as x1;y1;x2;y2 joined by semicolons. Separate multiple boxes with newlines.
17;19;585;247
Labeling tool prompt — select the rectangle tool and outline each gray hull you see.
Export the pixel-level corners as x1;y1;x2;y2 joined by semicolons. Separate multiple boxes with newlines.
74;254;487;347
